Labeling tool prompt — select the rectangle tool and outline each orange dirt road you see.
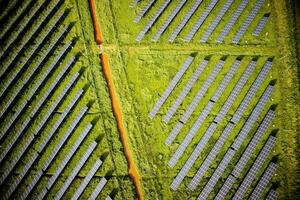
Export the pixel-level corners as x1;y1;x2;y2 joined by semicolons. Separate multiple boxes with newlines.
88;0;143;199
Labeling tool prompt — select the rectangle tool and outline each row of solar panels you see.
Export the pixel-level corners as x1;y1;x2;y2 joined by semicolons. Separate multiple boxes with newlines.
149;54;279;199
0;0;116;199
131;0;270;42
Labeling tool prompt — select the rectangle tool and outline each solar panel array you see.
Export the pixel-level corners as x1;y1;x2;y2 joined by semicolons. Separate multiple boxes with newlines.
196;92;274;198
71;158;103;200
0;0;65;77
168;57;261;191
0;54;76;143
216;0;249;43
0;8;67;97
231;61;272;122
232;136;276;200
214;174;236;200
180;59;225;124
54;141;98;200
169;0;203;42
187;74;273;191
37;122;93;200
253;13;270;36
165;58;225;145
88;177;108;200
170;122;218;190
2;89;84;199
0;71;80;187
215;59;257;123
266;189;279;200
232;0;265;44
232;109;275;177
0;1;116;198
149;56;194;118
184;0;219;42
249;162;277;200
197;149;236;200
21;110;91;200
168;101;214;168
163;59;209;123
0;27;70;118
152;1;187;42
211;58;241;102
231;85;274;150
188;123;235;190
133;0;156;23
200;0;234;42
133;0;270;43
0;0;48;59
129;0;140;8
136;0;171;41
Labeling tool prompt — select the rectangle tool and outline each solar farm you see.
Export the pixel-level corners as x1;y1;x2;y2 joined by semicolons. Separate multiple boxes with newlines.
0;0;299;199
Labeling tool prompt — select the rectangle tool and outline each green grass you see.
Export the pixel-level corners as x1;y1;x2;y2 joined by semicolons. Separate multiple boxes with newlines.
0;0;299;199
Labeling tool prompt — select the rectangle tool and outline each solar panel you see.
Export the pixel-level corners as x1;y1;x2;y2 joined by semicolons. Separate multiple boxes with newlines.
106;196;113;200
88;177;108;200
188;82;272;191
0;25;70;118
194;88;273;198
214;175;236;200
197;149;236;200
152;0;187;41
200;0;234;42
133;0;156;23
249;162;277;200
0;133;34;185
231;85;274;150
232;0;265;44
37;122;92;200
214;59;256;123
0;8;67;98
71;158;103;200
136;0;171;41
170;123;217;190
0;0;34;39
2;89;83;198
188;122;235;191
211;58;241;102
231;59;272;123
184;0;219;42
163;59;209;123
266;189;279;200
0;72;79;186
38;89;84;153
0;0;48;60
165;122;184;146
166;57;240;146
54;141;98;200
216;0;249;43
148;56;194;119
3;151;38;199
168;101;214;168
253;13;269;36
232;109;275;177
180;59;224;124
232;136;276;200
129;0;140;8
0;54;75;142
19;170;43;200
169;0;203;42
164;58;223;144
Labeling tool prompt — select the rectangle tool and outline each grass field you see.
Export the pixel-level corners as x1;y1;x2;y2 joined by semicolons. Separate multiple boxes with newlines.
0;0;299;199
